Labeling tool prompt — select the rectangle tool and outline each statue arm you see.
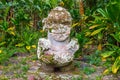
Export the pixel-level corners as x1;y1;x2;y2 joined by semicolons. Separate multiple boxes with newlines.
66;38;79;54
37;38;51;59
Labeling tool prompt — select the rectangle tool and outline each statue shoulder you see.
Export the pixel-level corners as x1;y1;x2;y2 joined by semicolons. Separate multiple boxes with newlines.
38;38;51;49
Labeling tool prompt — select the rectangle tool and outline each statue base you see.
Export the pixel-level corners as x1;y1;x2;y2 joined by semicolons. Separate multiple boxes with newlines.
40;61;74;72
27;60;81;80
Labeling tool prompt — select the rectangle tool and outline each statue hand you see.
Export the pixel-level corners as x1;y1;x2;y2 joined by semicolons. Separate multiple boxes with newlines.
66;38;79;54
37;38;51;59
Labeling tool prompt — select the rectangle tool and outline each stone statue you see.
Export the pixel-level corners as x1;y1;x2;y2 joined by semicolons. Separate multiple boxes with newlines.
37;6;79;71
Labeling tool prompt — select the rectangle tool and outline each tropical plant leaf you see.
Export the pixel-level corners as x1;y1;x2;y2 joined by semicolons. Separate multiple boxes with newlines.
112;56;120;74
101;51;115;58
15;43;25;47
50;0;58;7
97;8;109;18
103;67;111;75
85;41;93;45
110;33;120;42
89;25;100;29
0;42;6;46
91;28;104;36
85;31;91;36
97;43;102;50
72;23;79;28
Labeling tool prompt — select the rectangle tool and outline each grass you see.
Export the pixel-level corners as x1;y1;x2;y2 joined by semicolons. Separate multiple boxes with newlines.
0;50;119;80
84;50;102;66
83;66;96;75
0;53;35;79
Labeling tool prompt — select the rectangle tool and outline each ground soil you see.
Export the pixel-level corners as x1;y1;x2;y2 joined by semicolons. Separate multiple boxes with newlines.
0;53;120;80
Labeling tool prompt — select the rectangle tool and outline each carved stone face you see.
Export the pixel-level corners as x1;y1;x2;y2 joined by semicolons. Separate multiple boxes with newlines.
50;23;71;41
42;7;72;41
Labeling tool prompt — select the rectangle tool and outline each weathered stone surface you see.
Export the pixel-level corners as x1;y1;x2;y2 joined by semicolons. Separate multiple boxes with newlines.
102;75;118;80
37;6;79;68
0;70;2;75
27;61;81;80
37;72;80;80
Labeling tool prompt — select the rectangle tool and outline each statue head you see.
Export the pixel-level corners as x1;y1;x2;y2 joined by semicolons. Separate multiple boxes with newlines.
42;6;72;41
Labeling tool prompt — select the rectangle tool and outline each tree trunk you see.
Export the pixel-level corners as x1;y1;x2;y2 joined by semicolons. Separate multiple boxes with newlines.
79;0;84;16
33;12;39;30
7;7;14;25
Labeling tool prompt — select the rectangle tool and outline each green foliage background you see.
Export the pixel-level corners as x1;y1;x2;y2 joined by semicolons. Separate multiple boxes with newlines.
0;0;120;74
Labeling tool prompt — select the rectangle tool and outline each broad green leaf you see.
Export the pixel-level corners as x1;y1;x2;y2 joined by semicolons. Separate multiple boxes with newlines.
85;31;91;36
15;43;25;47
103;67;111;75
72;23;79;28
89;25;100;29
112;56;120;74
0;42;6;46
85;41;93;45
110;33;120;42
50;0;58;7
98;33;103;40
97;44;102;50
101;51;115;58
91;28;104;36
